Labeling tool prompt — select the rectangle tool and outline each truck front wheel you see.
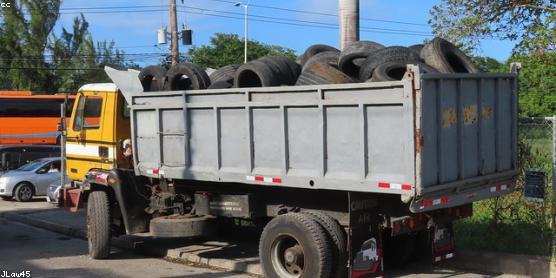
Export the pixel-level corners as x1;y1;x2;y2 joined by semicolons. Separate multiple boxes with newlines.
259;213;332;278
87;191;111;259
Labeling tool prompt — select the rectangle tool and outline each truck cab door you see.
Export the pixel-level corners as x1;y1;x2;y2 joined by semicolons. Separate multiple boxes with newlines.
66;91;111;181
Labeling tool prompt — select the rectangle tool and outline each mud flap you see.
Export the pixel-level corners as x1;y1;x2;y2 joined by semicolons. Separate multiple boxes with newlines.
348;193;383;278
63;187;82;212
431;222;455;264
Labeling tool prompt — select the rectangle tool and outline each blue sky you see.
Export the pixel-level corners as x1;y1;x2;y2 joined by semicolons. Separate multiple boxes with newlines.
55;0;517;65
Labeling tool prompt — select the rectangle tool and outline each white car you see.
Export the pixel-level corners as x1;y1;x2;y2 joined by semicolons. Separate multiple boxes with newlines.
0;157;61;202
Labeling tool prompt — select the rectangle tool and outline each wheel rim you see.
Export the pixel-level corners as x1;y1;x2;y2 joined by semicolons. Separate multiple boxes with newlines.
270;234;305;278
19;186;32;200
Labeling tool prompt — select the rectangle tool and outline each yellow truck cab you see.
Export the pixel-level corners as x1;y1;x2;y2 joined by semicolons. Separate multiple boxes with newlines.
66;83;131;181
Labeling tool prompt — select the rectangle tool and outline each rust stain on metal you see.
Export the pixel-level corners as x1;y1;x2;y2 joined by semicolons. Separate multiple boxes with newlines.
442;108;456;128
463;105;478;125
482;106;494;119
415;128;423;153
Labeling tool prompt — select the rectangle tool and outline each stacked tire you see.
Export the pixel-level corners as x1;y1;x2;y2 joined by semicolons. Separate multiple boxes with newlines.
138;37;478;91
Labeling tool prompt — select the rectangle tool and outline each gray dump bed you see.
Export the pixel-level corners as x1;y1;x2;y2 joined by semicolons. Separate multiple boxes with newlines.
108;66;518;212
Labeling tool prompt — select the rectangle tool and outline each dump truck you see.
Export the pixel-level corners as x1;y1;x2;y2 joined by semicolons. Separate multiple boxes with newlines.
64;64;520;278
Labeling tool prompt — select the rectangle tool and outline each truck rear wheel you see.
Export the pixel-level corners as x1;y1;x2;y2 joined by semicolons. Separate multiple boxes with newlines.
259;213;332;278
302;211;347;278
87;191;111;259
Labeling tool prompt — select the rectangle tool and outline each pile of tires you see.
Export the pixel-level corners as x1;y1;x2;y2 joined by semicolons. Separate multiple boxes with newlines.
138;37;478;91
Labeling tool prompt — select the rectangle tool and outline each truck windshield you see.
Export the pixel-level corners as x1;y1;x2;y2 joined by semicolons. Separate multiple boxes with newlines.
17;159;45;171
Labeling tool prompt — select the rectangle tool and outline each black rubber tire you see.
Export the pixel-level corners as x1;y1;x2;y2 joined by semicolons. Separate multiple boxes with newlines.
259;213;332;278
273;56;301;85
139;65;167;92
421;37;479;73
234;60;281;88
369;61;438;82
300;44;340;66
209;64;240;84
409;44;424;56
302;211;347;278
87;191;111;259
338;40;385;78
207;80;233;89
359;46;421;81
295;63;354;85
165;63;211;90
259;57;291;85
14;182;34;202
302;51;340;72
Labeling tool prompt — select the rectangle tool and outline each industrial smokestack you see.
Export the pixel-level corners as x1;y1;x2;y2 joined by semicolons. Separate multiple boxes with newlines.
339;0;359;50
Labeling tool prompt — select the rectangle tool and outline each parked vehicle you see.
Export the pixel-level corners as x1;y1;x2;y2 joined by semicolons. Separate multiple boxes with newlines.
0;91;74;145
65;64;519;277
46;177;71;206
0;157;62;201
0;145;60;174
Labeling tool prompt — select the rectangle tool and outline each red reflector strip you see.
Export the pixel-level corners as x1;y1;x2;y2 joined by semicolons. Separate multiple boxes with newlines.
95;174;108;184
490;183;510;192
146;169;164;176
378;182;413;191
434;252;455;263
419;197;450;209
246;175;282;184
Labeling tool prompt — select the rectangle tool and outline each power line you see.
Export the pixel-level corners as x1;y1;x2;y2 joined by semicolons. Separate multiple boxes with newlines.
34;2;429;27
177;9;431;37
41;4;432;36
193;0;430;27
178;5;431;35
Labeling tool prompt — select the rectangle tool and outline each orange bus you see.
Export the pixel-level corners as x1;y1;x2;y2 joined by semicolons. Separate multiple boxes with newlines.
0;91;75;145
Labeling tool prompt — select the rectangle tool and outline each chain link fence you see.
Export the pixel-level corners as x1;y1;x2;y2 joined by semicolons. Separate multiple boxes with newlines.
454;116;556;256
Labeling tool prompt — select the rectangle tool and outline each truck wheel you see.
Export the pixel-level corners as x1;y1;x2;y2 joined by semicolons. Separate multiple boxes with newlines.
87;191;111;259
259;213;332;278
302;211;347;278
14;183;34;202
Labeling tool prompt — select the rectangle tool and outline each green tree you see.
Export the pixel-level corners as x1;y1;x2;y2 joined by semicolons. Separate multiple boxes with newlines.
0;1;129;93
49;15;126;92
513;52;556;116
0;0;61;91
472;56;506;72
429;0;555;53
189;33;296;68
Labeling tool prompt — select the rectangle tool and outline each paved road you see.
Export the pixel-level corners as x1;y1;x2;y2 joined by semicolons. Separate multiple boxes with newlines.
0;217;250;278
0;198;506;277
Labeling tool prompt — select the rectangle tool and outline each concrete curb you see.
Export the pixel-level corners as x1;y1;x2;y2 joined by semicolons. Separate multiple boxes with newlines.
5;209;555;277
0;210;261;276
448;249;556;278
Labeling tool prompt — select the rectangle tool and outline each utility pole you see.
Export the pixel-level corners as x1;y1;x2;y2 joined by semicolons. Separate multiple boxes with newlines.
169;0;179;65
338;0;359;50
243;4;248;63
